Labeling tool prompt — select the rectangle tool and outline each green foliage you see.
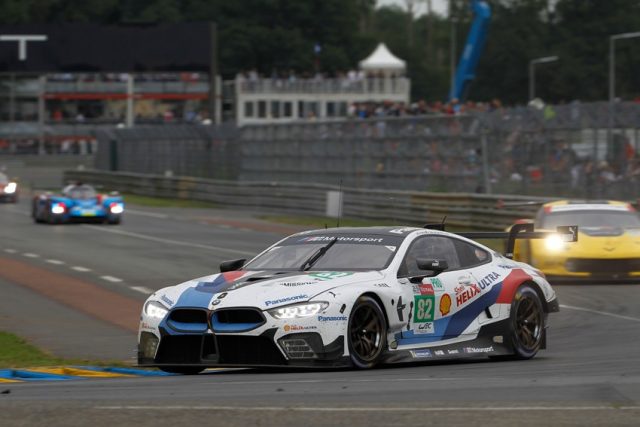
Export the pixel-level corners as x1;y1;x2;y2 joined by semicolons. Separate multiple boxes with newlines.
2;0;640;103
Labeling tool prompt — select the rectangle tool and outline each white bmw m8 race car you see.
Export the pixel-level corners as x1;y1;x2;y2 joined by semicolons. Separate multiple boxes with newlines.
138;224;576;373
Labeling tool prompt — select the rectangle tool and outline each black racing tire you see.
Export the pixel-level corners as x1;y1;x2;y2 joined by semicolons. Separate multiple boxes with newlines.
347;296;387;369
504;284;545;360
32;201;42;223
107;216;121;225
159;366;205;375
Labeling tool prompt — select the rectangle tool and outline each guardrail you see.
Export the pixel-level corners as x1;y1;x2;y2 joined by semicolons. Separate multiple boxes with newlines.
64;170;551;231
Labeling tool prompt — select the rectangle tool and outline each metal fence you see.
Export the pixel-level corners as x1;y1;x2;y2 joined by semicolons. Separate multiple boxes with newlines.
64;169;546;230
94;124;240;180
90;101;640;199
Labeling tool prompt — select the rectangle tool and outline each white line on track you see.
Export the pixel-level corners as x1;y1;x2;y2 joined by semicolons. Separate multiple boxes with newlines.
130;286;154;294
124;209;169;219
95;405;640;412
82;225;253;256
45;259;64;265
23;252;39;258
71;266;92;272
559;304;640;323
4;248;17;254
101;275;123;283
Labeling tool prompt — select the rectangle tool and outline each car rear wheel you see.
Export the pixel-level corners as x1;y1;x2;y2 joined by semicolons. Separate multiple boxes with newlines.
506;284;545;360
159;366;205;375
348;296;387;369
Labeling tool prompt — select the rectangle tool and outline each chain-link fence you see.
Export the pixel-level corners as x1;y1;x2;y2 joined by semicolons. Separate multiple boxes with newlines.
93;101;640;199
94;124;240;180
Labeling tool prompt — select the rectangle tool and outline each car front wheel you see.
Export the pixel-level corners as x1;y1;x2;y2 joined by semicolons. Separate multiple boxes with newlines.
347;296;387;369
507;284;545;359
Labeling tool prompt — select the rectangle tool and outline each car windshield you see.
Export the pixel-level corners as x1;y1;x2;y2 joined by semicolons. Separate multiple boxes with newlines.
541;210;640;229
244;233;404;271
64;185;97;200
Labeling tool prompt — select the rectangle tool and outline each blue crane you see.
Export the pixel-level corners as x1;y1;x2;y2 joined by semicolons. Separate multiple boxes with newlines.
449;0;491;102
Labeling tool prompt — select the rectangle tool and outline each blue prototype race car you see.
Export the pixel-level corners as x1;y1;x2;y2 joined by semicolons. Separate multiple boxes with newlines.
32;183;124;224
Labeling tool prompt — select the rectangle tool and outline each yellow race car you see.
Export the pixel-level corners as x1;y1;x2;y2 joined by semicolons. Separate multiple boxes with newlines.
513;200;640;281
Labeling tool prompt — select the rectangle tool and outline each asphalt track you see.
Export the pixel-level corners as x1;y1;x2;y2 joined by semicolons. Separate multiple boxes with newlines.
1;197;639;426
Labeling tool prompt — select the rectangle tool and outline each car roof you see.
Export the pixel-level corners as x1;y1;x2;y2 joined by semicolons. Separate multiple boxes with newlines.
542;199;633;213
294;226;422;236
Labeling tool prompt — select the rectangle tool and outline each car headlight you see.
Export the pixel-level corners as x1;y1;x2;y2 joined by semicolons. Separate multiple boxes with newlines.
4;182;16;194
109;202;124;214
544;234;565;251
51;202;66;214
144;301;169;319
268;302;329;319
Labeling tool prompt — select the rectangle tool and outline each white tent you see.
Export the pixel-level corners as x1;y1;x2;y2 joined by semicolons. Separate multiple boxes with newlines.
358;43;406;74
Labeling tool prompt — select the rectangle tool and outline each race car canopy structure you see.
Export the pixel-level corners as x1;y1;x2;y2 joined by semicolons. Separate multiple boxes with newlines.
0;23;214;72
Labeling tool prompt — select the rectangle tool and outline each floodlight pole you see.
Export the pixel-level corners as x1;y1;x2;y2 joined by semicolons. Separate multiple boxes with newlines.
528;55;558;101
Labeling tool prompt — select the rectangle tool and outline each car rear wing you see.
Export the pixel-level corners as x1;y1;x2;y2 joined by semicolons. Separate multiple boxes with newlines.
425;223;578;260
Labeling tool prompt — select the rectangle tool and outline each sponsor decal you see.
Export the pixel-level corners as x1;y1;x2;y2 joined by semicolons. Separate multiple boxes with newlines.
414;322;435;335
280;281;316;287
463;346;494;354
318;315;347;322
456;284;481;306
374;283;390;288
411;349;432;358
283;324;318;332
389;227;415;234
300;236;384;243
439;294;452;316
418;283;434;295
478;272;502;290
308;272;353;281
160;295;174;307
447;349;460;355
140;322;154;331
429;277;445;292
493;335;504;344
497;264;516;270
396;296;406;322
264;294;308;307
413;294;435;323
434;350;445;356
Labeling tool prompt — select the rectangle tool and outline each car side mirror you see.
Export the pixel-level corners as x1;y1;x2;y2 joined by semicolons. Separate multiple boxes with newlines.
416;258;448;272
219;258;246;272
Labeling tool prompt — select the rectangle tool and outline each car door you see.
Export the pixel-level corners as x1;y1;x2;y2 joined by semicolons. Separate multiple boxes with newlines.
396;235;474;344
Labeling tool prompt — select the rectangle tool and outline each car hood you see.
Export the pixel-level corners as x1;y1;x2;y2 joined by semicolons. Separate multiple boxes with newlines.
532;228;640;258
155;270;384;311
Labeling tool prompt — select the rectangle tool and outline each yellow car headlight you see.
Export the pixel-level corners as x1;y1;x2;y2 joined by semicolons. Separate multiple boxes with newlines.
544;234;566;251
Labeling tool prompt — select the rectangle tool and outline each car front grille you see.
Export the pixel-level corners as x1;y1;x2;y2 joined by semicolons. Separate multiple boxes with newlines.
167;309;209;332
565;258;640;274
211;308;265;332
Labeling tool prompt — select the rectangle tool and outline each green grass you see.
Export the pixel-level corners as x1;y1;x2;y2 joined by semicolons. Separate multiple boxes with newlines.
0;331;125;368
122;193;218;209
